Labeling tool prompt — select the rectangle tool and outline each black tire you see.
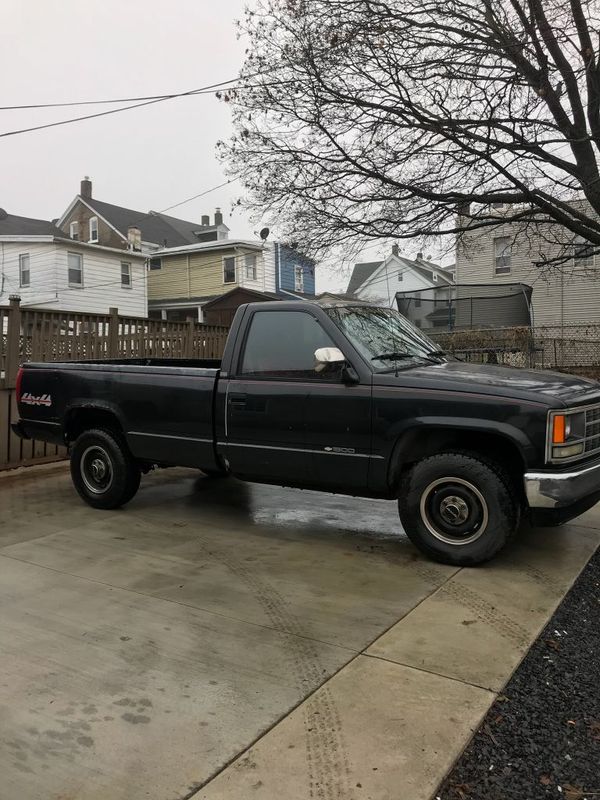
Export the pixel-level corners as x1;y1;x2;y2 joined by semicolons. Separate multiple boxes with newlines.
398;452;520;566
70;428;141;510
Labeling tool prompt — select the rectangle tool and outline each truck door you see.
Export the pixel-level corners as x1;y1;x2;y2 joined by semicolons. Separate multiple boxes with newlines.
222;308;340;484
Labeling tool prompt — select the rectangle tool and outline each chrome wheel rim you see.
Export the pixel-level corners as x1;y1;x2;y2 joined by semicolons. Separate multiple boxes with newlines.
419;477;489;546
80;446;114;495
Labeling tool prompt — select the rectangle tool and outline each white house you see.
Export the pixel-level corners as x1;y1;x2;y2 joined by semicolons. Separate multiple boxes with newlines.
347;246;454;308
0;211;147;316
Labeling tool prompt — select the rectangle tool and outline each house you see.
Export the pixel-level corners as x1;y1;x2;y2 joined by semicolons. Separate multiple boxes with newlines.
57;177;230;254
57;178;316;322
201;287;282;326
272;243;316;296
455;203;600;326
146;238;277;321
0;210;147;315
347;246;454;308
147;240;315;322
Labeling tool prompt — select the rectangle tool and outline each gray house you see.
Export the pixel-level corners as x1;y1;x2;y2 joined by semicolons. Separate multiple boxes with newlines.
455;203;600;327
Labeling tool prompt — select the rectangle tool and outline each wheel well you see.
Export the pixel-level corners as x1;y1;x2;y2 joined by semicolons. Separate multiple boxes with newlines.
64;407;123;443
389;428;526;498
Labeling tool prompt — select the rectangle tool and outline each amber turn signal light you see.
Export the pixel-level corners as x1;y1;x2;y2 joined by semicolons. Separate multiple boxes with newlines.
552;414;566;444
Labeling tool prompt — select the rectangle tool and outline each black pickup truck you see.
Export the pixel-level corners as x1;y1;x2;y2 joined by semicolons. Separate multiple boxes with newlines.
13;301;600;565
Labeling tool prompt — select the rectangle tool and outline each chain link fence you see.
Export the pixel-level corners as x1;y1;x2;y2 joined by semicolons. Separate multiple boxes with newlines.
427;323;600;378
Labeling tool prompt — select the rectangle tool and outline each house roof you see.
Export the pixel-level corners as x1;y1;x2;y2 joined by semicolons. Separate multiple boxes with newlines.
153;239;263;256
202;287;282;308
59;195;230;248
347;262;381;294
0;212;66;237
79;197;208;247
347;254;454;294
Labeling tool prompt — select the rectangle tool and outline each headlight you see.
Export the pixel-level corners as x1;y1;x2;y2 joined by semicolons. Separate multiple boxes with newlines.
548;410;586;462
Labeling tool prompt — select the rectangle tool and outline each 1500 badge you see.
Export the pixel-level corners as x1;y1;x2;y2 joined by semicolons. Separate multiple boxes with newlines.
21;392;52;407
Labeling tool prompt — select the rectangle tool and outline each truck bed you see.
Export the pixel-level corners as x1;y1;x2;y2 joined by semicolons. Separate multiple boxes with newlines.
17;359;222;472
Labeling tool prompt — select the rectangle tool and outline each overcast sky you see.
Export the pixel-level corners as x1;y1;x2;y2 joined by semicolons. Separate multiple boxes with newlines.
1;0;398;292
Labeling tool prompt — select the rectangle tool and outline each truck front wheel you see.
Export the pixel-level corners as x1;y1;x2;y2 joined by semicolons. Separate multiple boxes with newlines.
70;428;141;510
398;452;519;566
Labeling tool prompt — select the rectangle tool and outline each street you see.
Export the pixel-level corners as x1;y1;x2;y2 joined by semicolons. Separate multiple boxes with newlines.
1;463;599;800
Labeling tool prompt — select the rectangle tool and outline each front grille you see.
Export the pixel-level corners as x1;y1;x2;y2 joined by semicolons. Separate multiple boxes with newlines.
584;404;600;457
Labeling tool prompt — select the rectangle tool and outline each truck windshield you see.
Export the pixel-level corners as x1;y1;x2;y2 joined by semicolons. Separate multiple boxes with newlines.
325;306;445;371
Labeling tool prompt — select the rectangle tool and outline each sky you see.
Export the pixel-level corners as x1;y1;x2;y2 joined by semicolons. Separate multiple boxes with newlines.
0;0;399;293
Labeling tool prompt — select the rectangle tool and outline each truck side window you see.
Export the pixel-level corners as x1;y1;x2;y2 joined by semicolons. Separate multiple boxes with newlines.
240;311;338;380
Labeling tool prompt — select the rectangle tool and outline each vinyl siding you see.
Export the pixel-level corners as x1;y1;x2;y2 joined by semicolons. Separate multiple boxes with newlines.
0;241;147;316
148;247;268;300
275;244;316;295
456;215;600;326
358;262;434;307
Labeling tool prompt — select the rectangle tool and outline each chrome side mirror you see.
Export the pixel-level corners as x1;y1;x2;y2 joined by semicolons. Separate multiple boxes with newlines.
314;347;345;372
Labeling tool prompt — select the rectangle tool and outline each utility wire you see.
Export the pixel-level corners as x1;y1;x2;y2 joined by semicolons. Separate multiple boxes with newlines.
0;73;279;139
158;179;236;214
0;85;237;110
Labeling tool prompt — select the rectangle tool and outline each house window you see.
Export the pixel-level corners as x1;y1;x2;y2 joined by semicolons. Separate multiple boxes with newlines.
494;236;512;274
68;252;83;286
414;293;421;308
149;257;162;270
397;270;403;282
223;256;236;283
121;262;132;288
245;254;257;280
70;221;79;240
432;273;438;282
573;235;594;267
294;265;304;292
19;253;30;287
89;216;98;243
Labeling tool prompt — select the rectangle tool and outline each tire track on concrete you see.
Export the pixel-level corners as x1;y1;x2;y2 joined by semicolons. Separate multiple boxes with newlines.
409;562;531;648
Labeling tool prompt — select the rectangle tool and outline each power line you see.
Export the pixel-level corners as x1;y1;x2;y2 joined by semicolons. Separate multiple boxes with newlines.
0;74;270;139
0;81;226;139
158;179;237;214
0;66;285;112
0;85;238;111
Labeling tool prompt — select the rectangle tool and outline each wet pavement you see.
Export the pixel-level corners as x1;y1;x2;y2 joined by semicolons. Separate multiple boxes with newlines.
0;463;599;800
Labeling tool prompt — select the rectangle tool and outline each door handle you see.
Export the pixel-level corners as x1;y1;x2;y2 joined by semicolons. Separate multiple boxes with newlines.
229;393;247;409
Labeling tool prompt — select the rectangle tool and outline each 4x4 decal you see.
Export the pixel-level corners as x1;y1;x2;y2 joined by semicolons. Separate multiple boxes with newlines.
21;392;52;407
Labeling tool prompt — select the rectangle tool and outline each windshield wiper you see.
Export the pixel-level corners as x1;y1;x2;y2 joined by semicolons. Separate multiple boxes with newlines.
371;352;416;361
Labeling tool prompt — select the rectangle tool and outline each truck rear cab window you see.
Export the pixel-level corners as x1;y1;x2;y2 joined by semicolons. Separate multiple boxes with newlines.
240;311;337;380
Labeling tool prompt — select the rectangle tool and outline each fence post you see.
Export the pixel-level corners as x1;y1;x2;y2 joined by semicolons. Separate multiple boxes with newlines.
5;295;22;388
108;307;119;359
185;317;195;358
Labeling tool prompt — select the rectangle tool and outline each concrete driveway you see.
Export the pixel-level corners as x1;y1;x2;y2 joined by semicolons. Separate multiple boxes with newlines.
1;463;599;800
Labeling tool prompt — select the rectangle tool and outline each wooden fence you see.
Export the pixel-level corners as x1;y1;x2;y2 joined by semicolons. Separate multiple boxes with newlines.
0;297;229;470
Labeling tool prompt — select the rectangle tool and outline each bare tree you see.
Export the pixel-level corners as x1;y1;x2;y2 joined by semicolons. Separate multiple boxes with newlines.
220;0;600;264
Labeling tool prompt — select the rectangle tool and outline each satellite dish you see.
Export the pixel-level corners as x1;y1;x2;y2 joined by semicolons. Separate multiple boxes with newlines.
259;227;270;241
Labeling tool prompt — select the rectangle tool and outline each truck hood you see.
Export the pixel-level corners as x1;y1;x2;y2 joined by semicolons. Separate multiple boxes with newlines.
373;361;600;407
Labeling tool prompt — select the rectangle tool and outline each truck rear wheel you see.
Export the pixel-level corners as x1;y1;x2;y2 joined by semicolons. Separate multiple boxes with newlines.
70;428;141;510
398;452;519;566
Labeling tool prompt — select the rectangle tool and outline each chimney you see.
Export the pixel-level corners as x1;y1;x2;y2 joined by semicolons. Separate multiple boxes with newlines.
456;201;471;217
81;176;92;199
391;244;399;257
201;214;210;226
127;225;142;251
214;207;223;226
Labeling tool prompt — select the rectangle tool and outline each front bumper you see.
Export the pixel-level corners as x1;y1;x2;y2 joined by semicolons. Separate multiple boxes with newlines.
524;457;600;509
